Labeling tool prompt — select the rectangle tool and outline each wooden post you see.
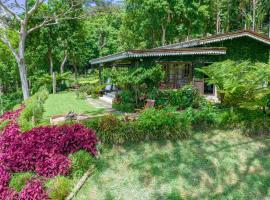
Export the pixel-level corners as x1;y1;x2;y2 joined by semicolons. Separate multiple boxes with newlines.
52;72;56;94
99;64;102;85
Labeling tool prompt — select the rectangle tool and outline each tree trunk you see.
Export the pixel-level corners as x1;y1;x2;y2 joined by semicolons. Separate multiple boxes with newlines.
269;11;270;37
216;11;221;34
52;72;56;94
18;22;29;100
226;1;231;32
73;56;78;81
252;0;256;31
18;60;29;100
60;51;68;74
48;48;53;75
161;22;166;46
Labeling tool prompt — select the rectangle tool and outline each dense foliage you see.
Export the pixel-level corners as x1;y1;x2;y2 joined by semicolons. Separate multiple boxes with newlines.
2;0;270;108
85;100;270;145
18;87;49;131
111;65;164;111
85;108;189;144
198;60;270;111
156;85;201;110
0;107;98;199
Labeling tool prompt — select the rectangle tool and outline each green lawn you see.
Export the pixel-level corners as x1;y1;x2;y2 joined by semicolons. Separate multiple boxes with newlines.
43;92;104;118
75;130;270;200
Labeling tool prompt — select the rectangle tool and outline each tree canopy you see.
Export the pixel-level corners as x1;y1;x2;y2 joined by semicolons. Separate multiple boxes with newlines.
1;0;270;110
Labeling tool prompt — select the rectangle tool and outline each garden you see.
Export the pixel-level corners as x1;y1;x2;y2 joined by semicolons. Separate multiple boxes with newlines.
1;0;270;199
1;59;270;199
0;89;98;199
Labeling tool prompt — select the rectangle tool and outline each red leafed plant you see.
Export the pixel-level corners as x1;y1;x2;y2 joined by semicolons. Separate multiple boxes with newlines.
0;166;19;199
0;107;98;199
0;106;24;122
19;179;50;200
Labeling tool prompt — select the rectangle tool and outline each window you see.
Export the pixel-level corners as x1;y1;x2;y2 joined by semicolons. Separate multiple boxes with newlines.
162;63;192;88
183;64;190;77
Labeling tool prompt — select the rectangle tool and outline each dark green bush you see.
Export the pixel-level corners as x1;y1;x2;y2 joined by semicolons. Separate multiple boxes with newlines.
156;85;201;110
112;102;135;113
85;108;191;144
18;87;49;131
9;172;35;192
1;91;22;113
182;101;218;130
136;107;190;139
111;65;164;112
216;107;270;136
112;90;136;112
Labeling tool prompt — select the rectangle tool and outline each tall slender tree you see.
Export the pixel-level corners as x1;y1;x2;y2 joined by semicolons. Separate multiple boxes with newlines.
0;0;83;99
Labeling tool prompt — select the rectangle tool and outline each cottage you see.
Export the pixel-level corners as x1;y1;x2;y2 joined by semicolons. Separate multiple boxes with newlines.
90;30;270;101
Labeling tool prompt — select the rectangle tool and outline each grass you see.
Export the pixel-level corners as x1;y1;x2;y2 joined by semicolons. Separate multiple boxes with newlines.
43;92;105;118
75;130;270;200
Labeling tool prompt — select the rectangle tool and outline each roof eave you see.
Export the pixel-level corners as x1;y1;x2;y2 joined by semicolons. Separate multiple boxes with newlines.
90;49;227;65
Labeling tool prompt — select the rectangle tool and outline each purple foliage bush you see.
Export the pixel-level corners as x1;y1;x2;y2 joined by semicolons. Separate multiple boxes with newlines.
0;106;24;122
0;166;19;199
0;166;10;187
0;107;98;199
20;180;49;200
35;154;71;177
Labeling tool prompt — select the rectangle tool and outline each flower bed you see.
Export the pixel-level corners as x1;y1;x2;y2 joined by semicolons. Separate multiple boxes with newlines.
0;107;98;199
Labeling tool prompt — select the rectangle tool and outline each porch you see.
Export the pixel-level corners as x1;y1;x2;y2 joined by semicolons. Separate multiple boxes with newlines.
159;62;218;101
90;47;225;102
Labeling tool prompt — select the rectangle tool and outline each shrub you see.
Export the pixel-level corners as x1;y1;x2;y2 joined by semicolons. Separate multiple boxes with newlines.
0;166;10;188
99;114;122;132
18;87;49;131
85;108;191;144
111;65;164;112
35;154;71;178
9;172;35;192
216;108;270;135
20;179;49;200
69;150;95;178
156;85;201;110
0;106;98;199
77;83;106;99
112;102;135;113
1;91;22;113
0;124;97;177
86;115;127;144
113;90;136;112
0;187;18;199
181;102;218;130
136;107;189;139
46;176;72;200
198;60;270;109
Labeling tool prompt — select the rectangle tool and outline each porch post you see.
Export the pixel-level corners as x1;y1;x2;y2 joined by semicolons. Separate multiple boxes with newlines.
214;85;218;98
99;64;102;85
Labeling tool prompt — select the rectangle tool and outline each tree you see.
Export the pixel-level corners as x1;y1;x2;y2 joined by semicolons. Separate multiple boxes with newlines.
198;60;270;111
0;0;83;99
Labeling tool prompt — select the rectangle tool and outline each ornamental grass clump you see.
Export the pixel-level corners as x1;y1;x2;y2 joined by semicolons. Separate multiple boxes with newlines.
0;107;98;199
